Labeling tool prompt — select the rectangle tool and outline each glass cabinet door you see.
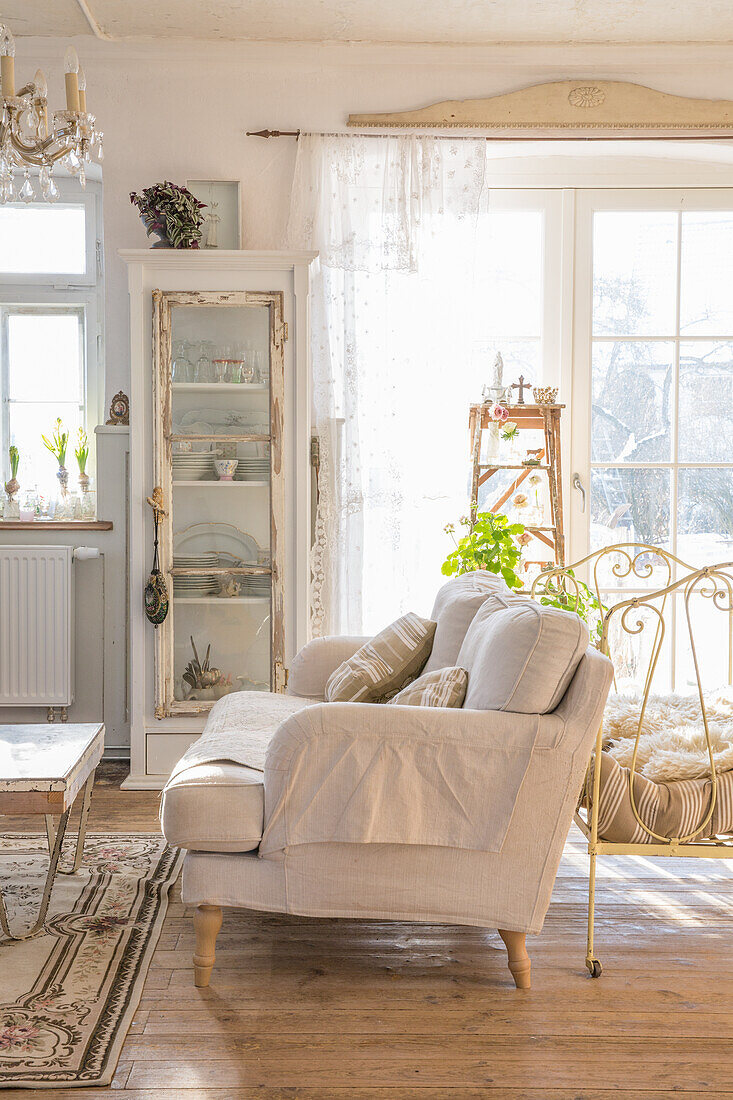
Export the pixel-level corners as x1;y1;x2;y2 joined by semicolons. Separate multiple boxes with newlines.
152;290;285;717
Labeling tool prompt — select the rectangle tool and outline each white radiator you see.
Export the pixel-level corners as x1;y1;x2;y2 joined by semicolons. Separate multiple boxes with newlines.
0;545;74;707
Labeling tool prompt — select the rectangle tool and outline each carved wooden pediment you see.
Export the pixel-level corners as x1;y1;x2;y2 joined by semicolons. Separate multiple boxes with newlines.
348;80;733;137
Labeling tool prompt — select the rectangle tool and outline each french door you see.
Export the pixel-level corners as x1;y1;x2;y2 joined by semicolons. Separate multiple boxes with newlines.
570;189;733;691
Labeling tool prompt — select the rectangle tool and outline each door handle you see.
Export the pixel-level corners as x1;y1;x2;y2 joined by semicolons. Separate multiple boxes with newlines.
572;473;586;513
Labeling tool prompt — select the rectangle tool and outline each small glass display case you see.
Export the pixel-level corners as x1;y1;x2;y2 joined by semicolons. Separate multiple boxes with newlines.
152;290;286;716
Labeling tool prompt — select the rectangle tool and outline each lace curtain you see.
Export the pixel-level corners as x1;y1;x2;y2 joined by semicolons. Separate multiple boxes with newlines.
286;134;493;635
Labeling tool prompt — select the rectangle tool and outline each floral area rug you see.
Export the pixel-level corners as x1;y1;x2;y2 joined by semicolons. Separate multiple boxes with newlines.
0;834;182;1089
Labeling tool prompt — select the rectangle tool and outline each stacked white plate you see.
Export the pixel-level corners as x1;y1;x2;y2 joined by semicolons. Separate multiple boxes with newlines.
235;458;270;481
172;453;216;481
173;551;219;597
239;574;271;597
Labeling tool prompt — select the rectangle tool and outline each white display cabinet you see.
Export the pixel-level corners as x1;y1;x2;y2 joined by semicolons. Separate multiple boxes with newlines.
120;250;316;788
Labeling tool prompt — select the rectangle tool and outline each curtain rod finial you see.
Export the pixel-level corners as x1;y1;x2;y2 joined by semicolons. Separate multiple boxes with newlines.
246;129;300;139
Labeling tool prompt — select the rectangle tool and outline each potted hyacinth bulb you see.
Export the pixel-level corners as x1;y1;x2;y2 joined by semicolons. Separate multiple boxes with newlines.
75;427;90;493
5;444;20;502
42;418;70;497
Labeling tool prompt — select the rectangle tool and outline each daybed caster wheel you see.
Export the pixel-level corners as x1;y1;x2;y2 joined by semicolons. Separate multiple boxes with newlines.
586;957;603;978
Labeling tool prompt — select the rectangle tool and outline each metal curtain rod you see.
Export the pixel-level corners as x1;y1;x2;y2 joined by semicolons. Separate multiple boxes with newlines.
245;129;733;142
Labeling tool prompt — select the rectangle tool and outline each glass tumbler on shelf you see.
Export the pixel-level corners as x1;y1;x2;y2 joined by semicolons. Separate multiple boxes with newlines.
172;341;193;383
254;349;268;385
228;357;244;383
196;347;214;384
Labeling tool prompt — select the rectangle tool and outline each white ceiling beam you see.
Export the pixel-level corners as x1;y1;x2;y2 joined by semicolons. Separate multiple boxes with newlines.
75;0;114;41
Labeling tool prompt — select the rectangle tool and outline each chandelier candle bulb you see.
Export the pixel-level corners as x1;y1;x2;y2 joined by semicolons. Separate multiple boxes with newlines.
78;65;86;113
34;70;49;135
0;26;15;97
64;46;80;113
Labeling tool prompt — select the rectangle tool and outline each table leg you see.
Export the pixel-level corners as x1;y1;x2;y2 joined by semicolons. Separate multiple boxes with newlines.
60;770;95;875
0;806;71;942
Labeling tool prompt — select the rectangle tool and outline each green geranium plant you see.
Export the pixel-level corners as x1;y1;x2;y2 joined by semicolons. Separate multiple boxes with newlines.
130;181;205;249
442;510;525;590
535;568;605;644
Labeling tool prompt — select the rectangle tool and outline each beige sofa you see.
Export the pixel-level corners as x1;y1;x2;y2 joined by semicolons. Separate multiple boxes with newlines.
162;572;613;989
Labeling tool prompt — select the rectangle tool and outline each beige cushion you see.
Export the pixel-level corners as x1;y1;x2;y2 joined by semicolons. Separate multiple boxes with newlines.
389;666;468;708
593;750;733;844
325;612;436;703
161;762;264;853
423;571;511;673
458;594;589;714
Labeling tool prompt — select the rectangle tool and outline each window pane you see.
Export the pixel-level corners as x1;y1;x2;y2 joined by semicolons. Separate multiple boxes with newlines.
675;593;732;694
678;468;733;565
8;402;83;501
593;212;677;336
0;205;86;274
592;341;672;462
471;338;541;394
678;341;733;463
680;212;733;335
602;591;673;694
478;210;543;338
591;468;671;554
8;313;83;402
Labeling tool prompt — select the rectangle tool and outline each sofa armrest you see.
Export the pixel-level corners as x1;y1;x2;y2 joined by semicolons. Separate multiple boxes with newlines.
287;635;370;698
261;702;561;856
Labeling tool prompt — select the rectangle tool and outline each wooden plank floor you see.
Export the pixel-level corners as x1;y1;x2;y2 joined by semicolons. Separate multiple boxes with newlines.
4;762;733;1098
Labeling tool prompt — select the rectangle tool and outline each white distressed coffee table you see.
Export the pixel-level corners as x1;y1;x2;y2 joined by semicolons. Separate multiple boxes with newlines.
0;723;105;941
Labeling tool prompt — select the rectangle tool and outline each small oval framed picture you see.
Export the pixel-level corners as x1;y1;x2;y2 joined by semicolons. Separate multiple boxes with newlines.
186;179;241;249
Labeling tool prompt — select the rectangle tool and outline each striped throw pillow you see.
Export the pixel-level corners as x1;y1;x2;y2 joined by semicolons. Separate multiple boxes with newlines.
325;613;437;703
388;666;468;708
593;750;733;844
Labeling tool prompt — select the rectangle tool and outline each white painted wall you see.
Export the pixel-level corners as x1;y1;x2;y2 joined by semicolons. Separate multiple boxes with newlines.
12;37;733;406
7;35;733;754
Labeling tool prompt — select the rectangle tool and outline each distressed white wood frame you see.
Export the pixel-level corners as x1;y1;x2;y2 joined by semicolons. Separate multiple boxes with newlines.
152;288;286;718
120;249;316;788
349;80;733;138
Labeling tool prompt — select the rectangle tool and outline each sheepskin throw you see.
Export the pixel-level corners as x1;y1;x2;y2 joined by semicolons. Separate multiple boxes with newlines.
604;688;733;782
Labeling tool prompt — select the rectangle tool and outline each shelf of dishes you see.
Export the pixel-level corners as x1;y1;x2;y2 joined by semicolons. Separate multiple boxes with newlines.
172;383;268;393
172;452;269;482
172;341;269;386
171;405;271;446
174;596;270;604
172;523;270;599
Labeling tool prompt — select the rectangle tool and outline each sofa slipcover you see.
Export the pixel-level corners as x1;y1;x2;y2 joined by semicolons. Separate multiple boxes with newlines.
160;570;613;991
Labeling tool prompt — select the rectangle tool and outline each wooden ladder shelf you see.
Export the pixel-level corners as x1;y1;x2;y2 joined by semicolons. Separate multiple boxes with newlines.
468;402;566;567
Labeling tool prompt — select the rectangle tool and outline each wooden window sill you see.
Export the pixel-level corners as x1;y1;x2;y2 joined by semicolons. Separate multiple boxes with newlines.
0;520;113;531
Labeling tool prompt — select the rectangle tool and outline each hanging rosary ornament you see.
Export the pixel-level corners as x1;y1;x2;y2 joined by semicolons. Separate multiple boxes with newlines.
144;488;169;627
0;22;103;204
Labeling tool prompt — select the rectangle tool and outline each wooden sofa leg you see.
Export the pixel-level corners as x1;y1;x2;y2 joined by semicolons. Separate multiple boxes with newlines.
498;929;531;989
193;904;223;988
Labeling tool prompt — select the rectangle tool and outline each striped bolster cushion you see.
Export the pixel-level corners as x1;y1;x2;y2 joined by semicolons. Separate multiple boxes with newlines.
388;666;468;708
593;750;733;844
325;613;437;703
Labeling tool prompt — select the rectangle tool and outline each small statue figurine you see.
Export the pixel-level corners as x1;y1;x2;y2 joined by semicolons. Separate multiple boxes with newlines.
203;200;221;249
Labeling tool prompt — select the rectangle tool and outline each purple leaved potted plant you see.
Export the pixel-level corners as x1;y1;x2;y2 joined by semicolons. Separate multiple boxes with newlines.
130;181;206;249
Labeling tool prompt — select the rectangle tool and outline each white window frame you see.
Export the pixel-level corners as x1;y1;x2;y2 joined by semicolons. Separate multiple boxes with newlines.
0;177;104;485
570;187;733;565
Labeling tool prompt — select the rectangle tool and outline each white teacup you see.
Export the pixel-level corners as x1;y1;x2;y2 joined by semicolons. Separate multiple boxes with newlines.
214;458;238;481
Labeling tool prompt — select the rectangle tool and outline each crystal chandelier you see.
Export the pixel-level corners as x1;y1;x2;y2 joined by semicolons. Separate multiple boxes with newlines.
0;23;103;204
